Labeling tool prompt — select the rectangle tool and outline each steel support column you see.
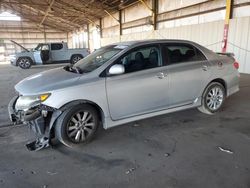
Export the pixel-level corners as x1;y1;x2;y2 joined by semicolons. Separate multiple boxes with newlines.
152;0;158;30
222;0;233;53
87;24;90;49
104;9;122;41
119;10;122;36
99;18;103;38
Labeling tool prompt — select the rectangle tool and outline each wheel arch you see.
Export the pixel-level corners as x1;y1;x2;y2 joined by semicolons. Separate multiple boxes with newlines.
59;99;105;125
70;54;84;64
70;54;83;59
208;78;227;95
49;99;106;140
17;56;34;65
199;78;227;105
198;78;227;115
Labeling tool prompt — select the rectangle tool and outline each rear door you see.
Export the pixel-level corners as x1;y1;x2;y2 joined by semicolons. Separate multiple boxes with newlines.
106;44;169;120
162;43;211;108
50;43;66;62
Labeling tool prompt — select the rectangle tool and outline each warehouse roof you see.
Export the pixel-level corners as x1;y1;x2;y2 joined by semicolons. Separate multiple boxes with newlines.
0;0;138;32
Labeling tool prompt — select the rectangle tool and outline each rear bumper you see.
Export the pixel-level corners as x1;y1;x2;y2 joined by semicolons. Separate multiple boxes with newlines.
227;85;239;96
226;72;240;97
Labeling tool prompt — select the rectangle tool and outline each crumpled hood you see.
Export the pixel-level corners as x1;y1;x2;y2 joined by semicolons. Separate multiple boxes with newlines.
15;67;81;95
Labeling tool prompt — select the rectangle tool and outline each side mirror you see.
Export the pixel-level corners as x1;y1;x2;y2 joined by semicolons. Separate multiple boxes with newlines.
109;64;125;75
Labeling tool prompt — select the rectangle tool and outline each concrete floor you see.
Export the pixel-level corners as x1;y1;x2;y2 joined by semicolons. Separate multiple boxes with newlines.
0;64;250;188
0;63;66;127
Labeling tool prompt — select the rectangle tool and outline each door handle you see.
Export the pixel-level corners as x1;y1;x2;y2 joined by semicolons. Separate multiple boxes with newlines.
156;72;166;79
202;65;208;71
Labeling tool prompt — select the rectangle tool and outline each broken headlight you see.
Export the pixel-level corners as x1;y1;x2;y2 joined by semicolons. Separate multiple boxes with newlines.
15;93;50;111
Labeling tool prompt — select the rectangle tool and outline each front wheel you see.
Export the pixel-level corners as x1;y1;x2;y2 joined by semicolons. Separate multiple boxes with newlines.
55;104;99;147
17;57;32;69
198;82;226;115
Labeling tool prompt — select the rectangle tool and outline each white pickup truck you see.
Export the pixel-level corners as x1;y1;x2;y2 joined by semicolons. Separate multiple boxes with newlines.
10;41;90;69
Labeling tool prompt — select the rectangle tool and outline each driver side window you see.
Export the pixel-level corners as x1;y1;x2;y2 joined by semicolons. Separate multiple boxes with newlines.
41;44;49;51
118;46;160;73
36;44;49;51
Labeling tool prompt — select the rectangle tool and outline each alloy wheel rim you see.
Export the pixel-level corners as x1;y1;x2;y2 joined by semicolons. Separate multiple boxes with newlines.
73;56;81;64
206;86;224;111
19;58;30;68
66;111;94;143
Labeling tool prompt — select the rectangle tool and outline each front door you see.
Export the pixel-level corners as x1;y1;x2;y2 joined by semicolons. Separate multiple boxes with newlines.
33;44;43;64
33;44;50;64
106;45;169;120
40;44;50;64
162;43;211;107
33;50;42;64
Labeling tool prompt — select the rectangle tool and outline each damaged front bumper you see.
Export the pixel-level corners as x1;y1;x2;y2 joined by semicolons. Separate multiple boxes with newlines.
8;96;61;151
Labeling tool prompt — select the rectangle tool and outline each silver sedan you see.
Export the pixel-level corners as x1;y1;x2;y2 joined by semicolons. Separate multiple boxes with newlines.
8;39;239;150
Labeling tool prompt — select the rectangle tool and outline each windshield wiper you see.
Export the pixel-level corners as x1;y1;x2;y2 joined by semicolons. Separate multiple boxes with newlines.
72;66;82;74
64;65;82;74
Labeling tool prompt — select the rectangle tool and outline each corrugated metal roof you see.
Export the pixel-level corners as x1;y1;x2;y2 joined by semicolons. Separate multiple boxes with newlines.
0;0;138;31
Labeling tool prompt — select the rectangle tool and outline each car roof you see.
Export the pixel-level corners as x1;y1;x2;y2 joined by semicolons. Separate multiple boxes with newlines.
111;39;197;47
109;39;215;60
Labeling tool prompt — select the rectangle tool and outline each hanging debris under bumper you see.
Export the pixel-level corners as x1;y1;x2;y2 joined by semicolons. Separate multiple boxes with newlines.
8;96;61;151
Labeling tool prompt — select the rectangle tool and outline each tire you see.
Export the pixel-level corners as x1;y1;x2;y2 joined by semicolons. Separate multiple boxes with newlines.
17;57;32;69
198;82;226;115
70;55;83;64
55;104;99;148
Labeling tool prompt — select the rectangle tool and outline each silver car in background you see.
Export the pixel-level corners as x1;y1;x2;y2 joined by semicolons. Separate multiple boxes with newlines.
8;39;239;150
10;41;89;69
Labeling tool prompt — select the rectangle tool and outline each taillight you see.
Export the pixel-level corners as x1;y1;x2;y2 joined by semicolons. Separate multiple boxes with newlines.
233;61;239;69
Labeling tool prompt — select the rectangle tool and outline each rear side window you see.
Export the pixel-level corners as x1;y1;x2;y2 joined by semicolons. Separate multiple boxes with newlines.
195;48;207;61
51;43;63;50
163;43;206;64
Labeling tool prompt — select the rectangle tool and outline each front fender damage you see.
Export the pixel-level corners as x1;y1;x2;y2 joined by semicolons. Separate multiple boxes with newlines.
25;110;62;151
8;96;62;151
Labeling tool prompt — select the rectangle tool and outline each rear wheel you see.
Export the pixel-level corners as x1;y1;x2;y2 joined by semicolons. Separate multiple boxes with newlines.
17;57;32;69
70;55;83;64
55;104;99;147
198;82;225;115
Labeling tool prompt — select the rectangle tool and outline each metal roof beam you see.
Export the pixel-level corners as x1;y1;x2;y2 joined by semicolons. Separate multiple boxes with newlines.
104;9;120;23
39;0;55;27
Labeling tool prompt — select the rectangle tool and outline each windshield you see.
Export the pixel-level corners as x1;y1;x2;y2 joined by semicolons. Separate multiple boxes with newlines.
34;44;42;51
34;44;49;51
73;45;127;73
